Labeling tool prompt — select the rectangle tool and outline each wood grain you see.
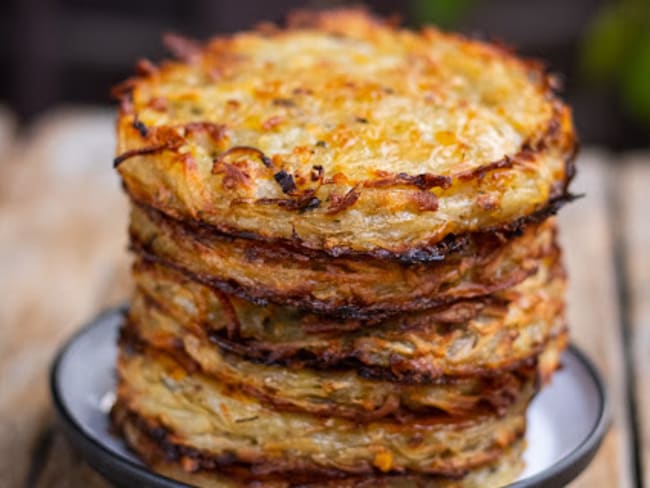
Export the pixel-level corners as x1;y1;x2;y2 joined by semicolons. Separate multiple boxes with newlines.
558;151;635;488
34;428;111;488
0;109;130;487
619;154;650;488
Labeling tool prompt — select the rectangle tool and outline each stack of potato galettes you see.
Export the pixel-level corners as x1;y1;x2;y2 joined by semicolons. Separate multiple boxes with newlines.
110;9;577;487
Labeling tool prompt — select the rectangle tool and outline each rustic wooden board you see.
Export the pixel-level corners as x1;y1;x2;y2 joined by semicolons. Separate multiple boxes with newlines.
619;154;650;488
34;428;112;488
0;109;130;487
558;151;635;488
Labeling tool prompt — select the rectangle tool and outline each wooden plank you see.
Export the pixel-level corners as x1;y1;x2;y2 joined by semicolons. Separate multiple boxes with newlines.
619;153;650;488
558;150;635;488
33;426;111;488
0;108;130;487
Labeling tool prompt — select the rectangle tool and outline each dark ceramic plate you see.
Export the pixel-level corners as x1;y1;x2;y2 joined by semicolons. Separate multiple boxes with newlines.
50;307;610;487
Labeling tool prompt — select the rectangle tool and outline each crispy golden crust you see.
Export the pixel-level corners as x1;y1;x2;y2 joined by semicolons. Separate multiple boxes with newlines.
124;305;566;420
114;8;576;255
114;345;532;476
131;249;565;381
123;309;539;420
129;203;557;317
113;403;525;487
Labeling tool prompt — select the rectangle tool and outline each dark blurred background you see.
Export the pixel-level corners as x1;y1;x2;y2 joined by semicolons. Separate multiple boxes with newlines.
2;0;648;148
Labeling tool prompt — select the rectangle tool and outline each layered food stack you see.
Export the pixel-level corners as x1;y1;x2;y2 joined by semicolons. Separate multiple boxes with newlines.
111;9;577;487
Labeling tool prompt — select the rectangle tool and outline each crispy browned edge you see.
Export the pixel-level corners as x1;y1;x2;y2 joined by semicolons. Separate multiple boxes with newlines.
119;315;548;421
111;391;526;482
129;202;558;319
126;189;576;266
112;402;526;485
133;257;513;330
131;281;565;385
112;7;578;264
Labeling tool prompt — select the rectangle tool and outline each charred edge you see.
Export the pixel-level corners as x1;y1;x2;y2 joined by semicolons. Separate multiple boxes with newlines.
563;136;580;190
480;192;579;237
120;323;526;423
129;291;540;392
257;191;321;212
212;145;273;170
127;202;548;317
311;164;325;182
360;98;570;192
129;195;559;265
457;156;512;182
133;257;511;332
132;118;149;138
112;402;503;483
273;170;296;194
367;172;453;191
327;186;360;215
402;173;453;190
133;244;260;309
393;233;470;264
114;144;171;168
119;321;199;374
297;299;493;333
129;237;537;321
205;326;545;384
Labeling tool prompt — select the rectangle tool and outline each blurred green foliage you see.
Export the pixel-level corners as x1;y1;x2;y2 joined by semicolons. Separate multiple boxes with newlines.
410;0;476;28
580;0;650;125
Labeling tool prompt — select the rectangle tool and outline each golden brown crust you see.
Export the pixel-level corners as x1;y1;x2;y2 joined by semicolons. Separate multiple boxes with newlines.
112;400;525;487
130;250;566;381
122;311;541;420
113;345;533;476
114;8;576;254
129;203;558;317
126;190;574;265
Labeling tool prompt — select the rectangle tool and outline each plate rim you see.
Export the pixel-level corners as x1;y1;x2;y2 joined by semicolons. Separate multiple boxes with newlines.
50;306;189;488
50;306;611;488
509;343;611;487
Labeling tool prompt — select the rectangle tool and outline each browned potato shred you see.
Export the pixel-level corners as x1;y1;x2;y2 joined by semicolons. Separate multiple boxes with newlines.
128;203;558;316
114;8;575;256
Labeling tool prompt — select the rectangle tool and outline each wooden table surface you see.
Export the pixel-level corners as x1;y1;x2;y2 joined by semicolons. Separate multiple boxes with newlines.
0;108;647;488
